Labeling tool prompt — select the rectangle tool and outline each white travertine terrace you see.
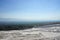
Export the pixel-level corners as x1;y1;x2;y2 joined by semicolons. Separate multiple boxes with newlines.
0;24;60;40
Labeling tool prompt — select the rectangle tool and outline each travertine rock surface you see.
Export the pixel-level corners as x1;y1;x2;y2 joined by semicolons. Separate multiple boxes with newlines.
0;24;60;40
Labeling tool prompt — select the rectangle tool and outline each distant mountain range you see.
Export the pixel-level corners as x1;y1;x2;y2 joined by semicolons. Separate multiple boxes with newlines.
0;18;60;23
0;18;20;21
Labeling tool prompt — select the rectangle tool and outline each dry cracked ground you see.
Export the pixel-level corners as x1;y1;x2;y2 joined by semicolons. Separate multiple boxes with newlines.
0;24;60;40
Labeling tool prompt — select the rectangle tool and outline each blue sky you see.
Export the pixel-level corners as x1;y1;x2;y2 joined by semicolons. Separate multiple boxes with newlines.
0;0;60;21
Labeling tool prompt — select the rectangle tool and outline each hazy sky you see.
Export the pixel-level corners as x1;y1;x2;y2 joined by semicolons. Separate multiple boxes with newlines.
0;0;60;21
